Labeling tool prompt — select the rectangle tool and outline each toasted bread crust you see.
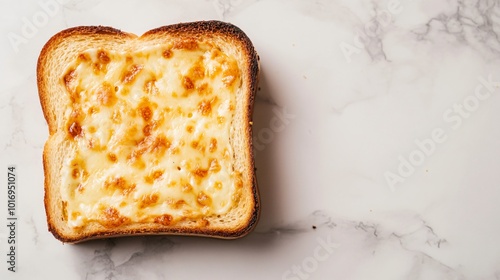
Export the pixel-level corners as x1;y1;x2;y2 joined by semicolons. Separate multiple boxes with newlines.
37;21;260;243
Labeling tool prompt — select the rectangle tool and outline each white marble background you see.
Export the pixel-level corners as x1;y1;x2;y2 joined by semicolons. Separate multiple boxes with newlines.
1;0;500;279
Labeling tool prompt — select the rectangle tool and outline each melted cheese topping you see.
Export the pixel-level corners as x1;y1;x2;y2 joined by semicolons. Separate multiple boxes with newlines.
60;41;242;229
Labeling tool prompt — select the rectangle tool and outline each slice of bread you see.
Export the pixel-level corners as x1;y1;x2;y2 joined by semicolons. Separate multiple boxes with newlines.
37;21;260;243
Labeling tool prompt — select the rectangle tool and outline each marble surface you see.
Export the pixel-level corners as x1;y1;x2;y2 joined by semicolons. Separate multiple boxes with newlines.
1;0;500;279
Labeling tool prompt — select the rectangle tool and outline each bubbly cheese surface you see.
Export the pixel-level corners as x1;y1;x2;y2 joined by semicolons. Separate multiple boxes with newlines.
61;41;242;228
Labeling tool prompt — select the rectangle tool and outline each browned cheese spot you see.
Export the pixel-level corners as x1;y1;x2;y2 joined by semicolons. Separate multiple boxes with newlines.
68;122;82;138
87;138;100;150
77;53;90;62
112;110;122;123
145;169;164;184
209;158;221;173
87;138;95;150
104;177;136;196
132;134;171;161
139;193;159;209
175;106;183;115
188;63;205;81
198;97;219;117
151;135;171;155
63;69;79;102
152;170;163;179
150;116;165;134
182;76;194;90
139;105;153;122
211;48;221;59
222;60;239;87
88;106;99;115
64;69;76;92
93;62;106;74
154;214;173;226
122;64;143;84
190;140;199;149
197;191;212;207
143;123;153;136
101;207;130;227
198;100;211;116
144;176;153;184
70;108;82;120
197;83;212;96
209;138;217;153
69;157;86;180
76;183;85;193
97;83;117;106
71;211;81;220
182;61;206;96
71;168;79;179
193;168;208;179
173;200;186;209
182;182;192;193
162;48;173;59
98;50;111;64
144;79;159;95
107;153;117;162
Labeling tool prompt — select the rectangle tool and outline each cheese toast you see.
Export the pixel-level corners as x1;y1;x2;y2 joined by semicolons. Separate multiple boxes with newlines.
37;21;260;243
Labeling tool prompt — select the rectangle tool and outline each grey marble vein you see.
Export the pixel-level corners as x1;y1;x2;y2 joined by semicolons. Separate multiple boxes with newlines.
29;216;39;245
413;0;500;56
81;237;174;280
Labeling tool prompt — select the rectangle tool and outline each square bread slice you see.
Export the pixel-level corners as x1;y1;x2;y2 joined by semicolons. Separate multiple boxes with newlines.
37;21;260;243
